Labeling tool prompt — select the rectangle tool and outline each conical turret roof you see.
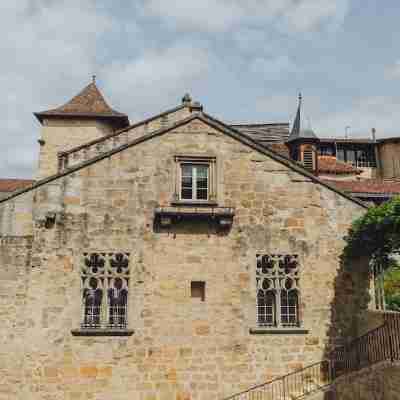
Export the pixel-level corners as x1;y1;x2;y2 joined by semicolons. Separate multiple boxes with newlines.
35;80;129;128
287;93;318;143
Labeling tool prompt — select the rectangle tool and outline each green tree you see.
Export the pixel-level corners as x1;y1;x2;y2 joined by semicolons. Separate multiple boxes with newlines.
344;197;400;311
384;264;400;311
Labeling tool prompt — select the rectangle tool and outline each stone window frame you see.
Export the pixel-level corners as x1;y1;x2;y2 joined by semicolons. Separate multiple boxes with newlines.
172;155;217;205
72;252;134;336
250;253;309;335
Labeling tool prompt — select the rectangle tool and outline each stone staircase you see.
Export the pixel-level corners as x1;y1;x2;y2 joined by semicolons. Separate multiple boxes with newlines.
222;313;400;400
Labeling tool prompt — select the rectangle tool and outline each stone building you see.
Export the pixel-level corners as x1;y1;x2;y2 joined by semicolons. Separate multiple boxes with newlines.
0;81;398;400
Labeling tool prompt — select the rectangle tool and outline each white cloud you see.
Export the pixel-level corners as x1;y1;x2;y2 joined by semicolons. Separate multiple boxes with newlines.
314;96;400;138
102;44;213;119
384;60;400;80
250;55;295;79
0;0;112;177
141;0;350;33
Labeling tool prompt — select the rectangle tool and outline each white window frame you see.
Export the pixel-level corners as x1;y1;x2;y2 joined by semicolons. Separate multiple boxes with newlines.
173;155;217;204
180;162;210;202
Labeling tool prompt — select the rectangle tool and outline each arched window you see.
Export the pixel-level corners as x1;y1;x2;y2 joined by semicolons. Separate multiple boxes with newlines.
81;253;130;330
280;285;299;327
256;254;301;328
257;286;276;327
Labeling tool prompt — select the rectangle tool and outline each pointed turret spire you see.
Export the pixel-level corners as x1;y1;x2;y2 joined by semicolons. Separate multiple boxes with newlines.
288;92;302;140
35;79;129;128
287;93;317;142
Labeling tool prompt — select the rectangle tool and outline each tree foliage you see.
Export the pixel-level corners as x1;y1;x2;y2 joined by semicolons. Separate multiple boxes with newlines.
385;264;400;311
343;197;400;311
343;197;400;262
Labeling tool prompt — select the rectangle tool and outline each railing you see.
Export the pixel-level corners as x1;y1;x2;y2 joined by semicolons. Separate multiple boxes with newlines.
223;361;332;400
332;313;400;378
57;105;192;172
222;313;400;400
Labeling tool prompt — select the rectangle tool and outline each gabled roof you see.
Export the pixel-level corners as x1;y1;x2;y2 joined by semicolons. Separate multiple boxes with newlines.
0;112;367;209
34;81;129;128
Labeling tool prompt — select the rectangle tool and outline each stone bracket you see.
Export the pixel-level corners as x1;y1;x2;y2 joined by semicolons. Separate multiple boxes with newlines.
154;206;235;229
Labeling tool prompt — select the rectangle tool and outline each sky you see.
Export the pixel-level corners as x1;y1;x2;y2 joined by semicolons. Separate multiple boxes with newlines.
2;0;400;178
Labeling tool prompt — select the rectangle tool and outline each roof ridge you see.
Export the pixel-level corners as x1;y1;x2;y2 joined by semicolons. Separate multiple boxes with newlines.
59;104;186;157
0;112;367;209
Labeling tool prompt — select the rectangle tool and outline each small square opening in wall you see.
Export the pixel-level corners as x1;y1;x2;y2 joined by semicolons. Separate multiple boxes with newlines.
191;281;205;301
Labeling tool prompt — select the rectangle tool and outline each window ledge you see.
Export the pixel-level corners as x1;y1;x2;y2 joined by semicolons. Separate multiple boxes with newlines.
171;201;218;207
71;329;134;337
249;327;309;335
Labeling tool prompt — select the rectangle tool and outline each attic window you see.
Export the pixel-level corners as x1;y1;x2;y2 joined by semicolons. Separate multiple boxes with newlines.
191;281;205;301
181;164;209;201
173;155;217;205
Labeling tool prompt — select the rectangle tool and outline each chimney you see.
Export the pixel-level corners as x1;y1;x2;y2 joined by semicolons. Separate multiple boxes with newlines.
372;127;376;142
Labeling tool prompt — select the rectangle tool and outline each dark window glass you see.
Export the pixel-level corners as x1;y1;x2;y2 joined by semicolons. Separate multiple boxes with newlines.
180;164;209;201
337;148;345;162
257;289;276;327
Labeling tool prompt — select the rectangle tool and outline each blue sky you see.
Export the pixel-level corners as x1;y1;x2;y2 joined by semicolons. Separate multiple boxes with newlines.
1;0;400;178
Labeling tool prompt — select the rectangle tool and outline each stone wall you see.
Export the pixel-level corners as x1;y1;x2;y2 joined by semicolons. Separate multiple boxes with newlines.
1;118;371;399
0;191;34;236
334;362;400;400
37;118;116;179
0;236;32;400
376;141;400;180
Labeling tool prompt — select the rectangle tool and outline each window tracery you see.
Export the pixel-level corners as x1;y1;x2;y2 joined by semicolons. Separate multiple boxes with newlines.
81;253;130;330
256;254;300;328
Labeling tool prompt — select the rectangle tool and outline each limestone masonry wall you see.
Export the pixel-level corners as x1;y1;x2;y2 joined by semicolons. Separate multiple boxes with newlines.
37;118;115;179
0;236;32;400
0;119;370;399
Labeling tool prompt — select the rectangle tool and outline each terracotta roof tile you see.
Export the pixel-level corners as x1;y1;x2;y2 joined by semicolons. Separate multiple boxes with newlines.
318;156;361;175
0;179;35;192
35;82;129;127
322;179;400;195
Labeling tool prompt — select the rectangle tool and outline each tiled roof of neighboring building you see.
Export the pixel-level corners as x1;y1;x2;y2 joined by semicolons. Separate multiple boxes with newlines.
0;179;35;192
265;143;290;158
34;82;129;128
230;123;290;144
318;156;361;175
322;179;400;195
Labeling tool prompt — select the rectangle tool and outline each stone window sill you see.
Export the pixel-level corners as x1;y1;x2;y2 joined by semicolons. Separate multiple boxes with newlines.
249;327;309;335
71;329;134;337
171;200;218;207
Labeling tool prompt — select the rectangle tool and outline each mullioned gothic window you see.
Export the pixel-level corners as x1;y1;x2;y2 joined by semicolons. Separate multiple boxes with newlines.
256;254;300;328
81;253;130;330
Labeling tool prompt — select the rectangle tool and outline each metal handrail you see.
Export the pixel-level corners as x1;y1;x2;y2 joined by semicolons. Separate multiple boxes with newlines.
222;313;400;400
223;360;332;400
